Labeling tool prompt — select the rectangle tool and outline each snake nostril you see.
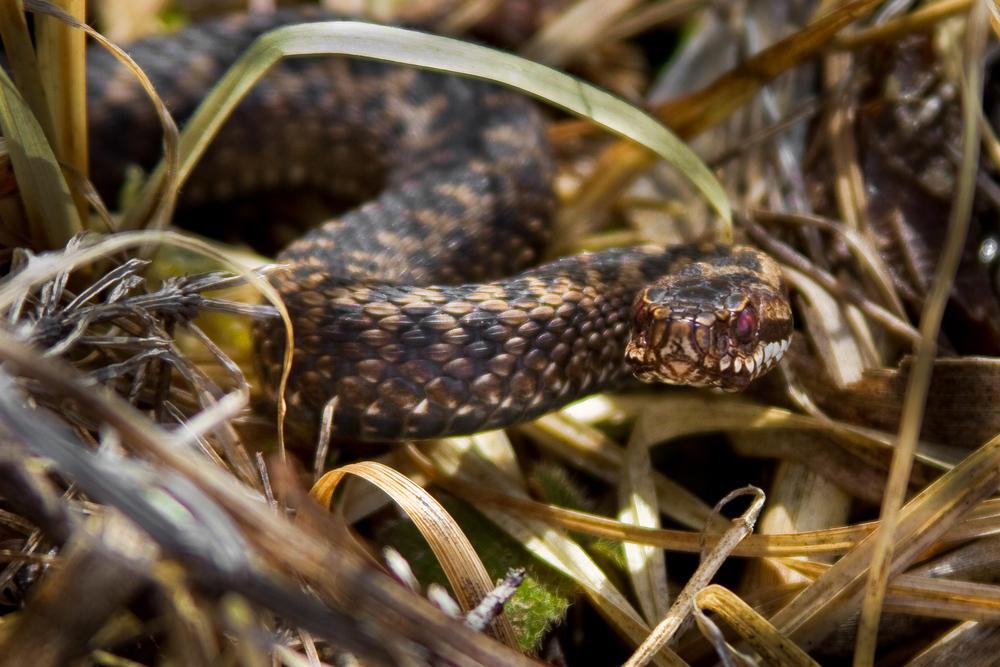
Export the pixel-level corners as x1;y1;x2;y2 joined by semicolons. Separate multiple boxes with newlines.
644;286;666;303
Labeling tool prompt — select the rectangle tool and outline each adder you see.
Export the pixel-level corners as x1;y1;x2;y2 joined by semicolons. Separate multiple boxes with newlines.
84;9;794;441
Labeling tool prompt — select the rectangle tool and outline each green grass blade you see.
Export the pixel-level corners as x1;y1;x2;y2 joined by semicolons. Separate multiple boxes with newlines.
0;67;81;248
121;21;730;232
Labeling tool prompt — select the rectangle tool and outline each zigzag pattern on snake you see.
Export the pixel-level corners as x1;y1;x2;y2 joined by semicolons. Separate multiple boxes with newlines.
86;9;794;442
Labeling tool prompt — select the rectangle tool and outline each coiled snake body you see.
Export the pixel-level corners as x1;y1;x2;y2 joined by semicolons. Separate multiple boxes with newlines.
88;10;793;441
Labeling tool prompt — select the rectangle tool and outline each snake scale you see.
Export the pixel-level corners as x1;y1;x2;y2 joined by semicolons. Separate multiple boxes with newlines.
86;9;793;442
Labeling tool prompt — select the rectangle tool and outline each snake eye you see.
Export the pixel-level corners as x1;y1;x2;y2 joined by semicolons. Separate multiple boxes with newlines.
733;307;758;344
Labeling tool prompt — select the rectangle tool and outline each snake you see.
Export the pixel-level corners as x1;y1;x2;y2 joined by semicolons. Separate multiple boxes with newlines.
86;9;794;442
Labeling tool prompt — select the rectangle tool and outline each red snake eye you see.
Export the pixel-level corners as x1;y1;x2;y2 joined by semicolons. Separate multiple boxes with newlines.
733;308;758;344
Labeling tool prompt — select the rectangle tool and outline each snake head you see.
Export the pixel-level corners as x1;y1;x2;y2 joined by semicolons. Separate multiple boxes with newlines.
624;249;793;391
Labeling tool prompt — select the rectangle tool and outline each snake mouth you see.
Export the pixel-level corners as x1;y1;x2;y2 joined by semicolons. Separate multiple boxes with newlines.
624;310;791;391
626;336;789;391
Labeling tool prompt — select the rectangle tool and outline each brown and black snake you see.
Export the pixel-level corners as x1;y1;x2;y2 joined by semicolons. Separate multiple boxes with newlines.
85;9;794;442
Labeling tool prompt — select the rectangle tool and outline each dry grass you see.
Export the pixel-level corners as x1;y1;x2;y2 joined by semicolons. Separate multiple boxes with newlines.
1;0;999;666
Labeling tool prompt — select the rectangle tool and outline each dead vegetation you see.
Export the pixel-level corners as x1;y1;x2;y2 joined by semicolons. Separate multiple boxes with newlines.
2;0;1000;665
